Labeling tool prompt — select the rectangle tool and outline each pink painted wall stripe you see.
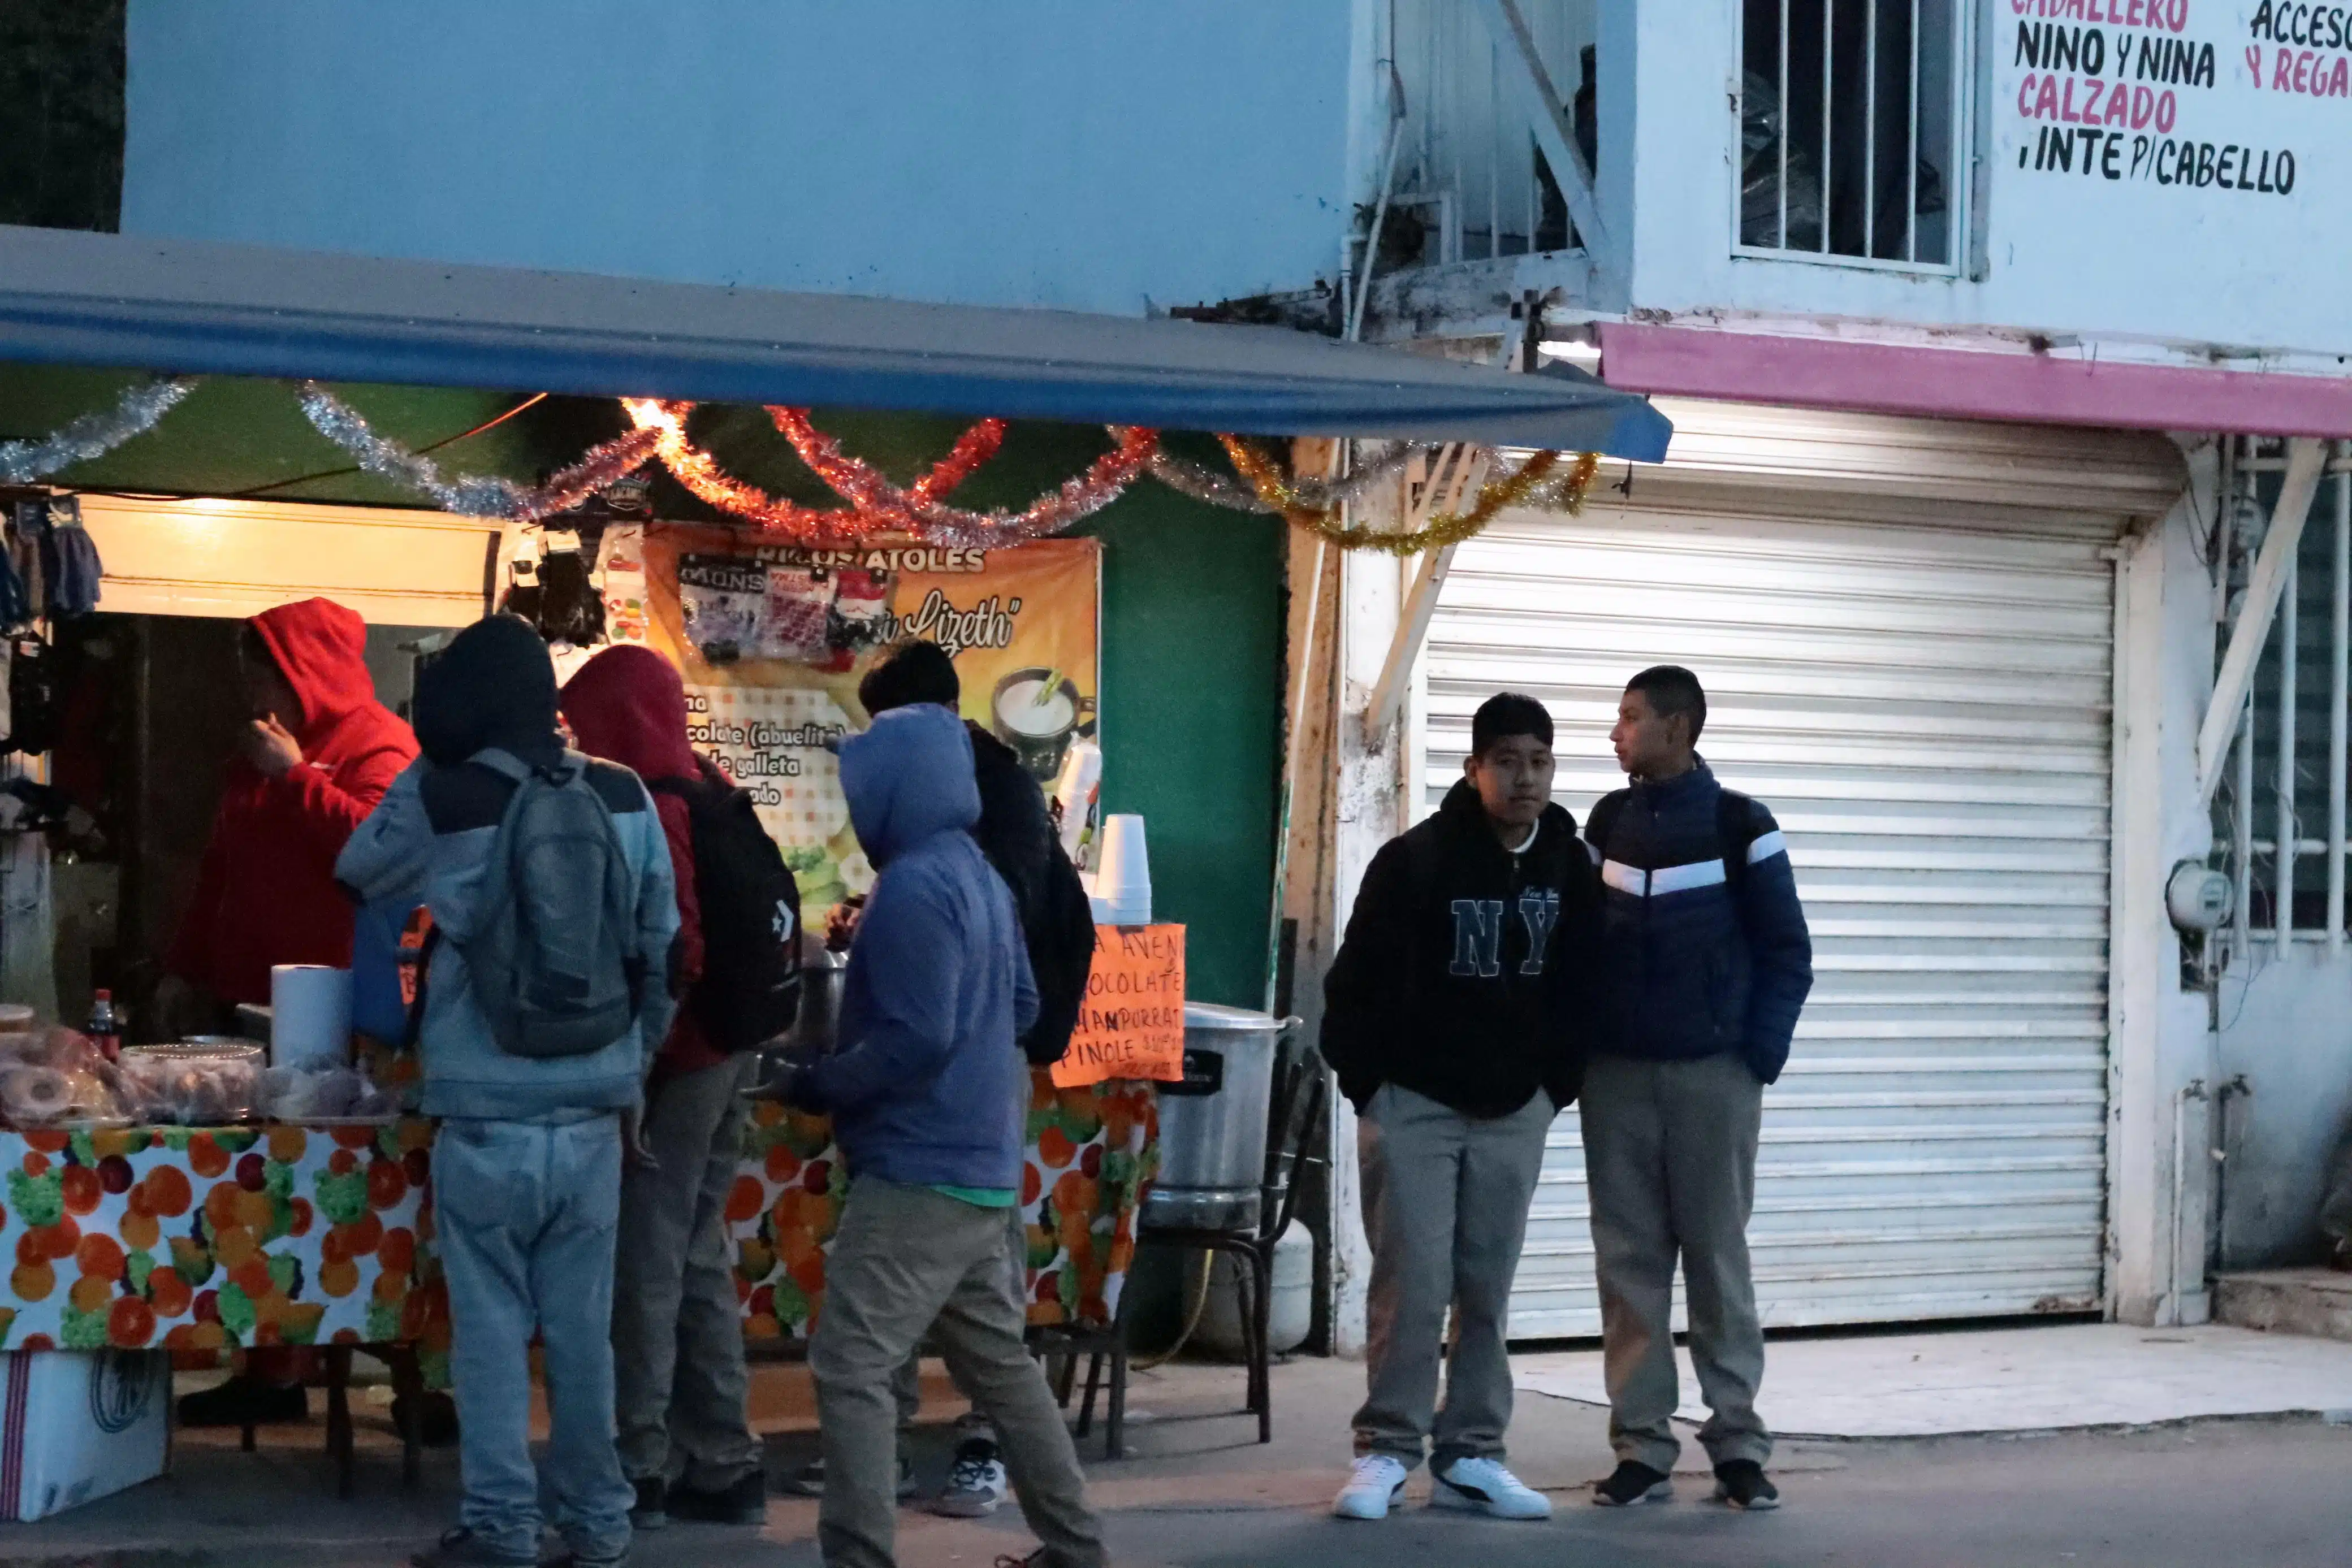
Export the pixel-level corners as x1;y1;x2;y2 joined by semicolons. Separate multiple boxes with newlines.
1599;323;2352;439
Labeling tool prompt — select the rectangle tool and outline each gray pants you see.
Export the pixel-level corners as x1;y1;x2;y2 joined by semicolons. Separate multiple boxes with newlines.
811;1179;1102;1568
613;1056;762;1491
1354;1082;1554;1469
436;1114;634;1564
889;1207;1021;1437
1579;1051;1771;1473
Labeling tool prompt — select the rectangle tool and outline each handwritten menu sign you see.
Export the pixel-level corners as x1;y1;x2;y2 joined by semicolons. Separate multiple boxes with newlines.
1052;924;1185;1088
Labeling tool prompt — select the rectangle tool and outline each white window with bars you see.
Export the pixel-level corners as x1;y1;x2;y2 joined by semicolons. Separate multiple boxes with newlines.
2215;437;2352;954
1735;0;1974;271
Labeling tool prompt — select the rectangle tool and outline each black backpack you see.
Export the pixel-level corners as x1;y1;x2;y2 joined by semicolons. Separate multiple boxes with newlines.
649;765;803;1052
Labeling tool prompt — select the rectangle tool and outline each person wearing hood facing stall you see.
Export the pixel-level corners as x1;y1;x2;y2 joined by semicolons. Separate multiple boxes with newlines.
159;596;418;1026
159;596;418;1431
759;703;1104;1568
557;645;765;1533
338;616;678;1568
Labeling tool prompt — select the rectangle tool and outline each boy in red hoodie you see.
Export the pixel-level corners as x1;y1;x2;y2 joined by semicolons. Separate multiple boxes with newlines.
161;597;419;1021
160;597;419;1428
559;645;766;1531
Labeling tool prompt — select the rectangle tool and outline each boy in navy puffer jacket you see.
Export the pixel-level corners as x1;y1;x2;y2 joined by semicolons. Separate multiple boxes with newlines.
1582;666;1810;1515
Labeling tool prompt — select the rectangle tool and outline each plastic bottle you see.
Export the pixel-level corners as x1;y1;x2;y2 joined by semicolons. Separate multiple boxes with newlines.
86;988;120;1063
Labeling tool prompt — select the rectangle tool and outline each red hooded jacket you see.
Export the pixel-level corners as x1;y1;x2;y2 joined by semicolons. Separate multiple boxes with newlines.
559;644;726;1079
166;599;420;1006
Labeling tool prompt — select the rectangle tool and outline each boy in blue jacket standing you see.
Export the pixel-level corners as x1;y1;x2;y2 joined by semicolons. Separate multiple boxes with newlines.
762;702;1104;1568
1583;666;1811;1513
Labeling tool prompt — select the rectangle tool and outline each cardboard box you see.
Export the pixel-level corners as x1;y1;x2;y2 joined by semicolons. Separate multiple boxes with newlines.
0;1349;168;1521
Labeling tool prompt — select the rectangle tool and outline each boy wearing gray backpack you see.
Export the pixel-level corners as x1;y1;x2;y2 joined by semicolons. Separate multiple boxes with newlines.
338;616;680;1568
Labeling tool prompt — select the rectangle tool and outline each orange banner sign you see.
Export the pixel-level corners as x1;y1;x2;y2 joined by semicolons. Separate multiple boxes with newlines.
1052;924;1185;1088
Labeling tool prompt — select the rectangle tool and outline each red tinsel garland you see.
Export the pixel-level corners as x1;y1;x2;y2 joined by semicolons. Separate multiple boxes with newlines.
628;398;1155;545
771;406;1156;544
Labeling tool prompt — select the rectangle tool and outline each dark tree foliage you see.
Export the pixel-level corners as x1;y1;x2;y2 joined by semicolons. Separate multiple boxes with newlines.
0;1;126;232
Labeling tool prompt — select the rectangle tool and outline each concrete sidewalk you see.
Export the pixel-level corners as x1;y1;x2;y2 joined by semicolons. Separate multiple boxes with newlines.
0;1342;2346;1567
1516;1322;2352;1437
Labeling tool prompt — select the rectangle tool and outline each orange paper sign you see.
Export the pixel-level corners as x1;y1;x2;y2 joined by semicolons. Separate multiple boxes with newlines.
1052;924;1185;1088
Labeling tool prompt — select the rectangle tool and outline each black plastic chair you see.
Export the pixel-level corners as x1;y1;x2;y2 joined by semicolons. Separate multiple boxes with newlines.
1067;1026;1328;1457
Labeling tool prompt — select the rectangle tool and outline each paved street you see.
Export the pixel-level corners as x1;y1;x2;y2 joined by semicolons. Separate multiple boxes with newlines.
3;1353;2346;1567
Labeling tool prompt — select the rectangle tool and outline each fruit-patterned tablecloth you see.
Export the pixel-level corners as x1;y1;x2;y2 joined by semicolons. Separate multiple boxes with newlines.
0;1075;1155;1380
730;1071;1158;1340
0;1123;448;1383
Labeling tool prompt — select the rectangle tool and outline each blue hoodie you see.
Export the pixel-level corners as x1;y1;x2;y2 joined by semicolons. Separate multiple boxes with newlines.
798;703;1037;1189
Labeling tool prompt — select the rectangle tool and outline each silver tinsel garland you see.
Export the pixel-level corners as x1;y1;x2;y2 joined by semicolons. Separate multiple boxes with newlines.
297;383;656;521
0;378;196;484
1146;440;1427;514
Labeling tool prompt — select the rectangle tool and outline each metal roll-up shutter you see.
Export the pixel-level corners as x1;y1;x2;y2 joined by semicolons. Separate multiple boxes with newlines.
1419;488;2128;1338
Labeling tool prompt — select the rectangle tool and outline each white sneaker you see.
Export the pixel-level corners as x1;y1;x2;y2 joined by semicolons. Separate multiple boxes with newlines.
1332;1454;1411;1520
1431;1457;1553;1520
928;1437;1009;1518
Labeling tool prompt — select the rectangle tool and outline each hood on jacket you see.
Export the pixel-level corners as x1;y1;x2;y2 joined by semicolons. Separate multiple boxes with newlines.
838;702;979;867
559;644;699;784
414;614;563;770
250;597;380;743
1436;776;1574;844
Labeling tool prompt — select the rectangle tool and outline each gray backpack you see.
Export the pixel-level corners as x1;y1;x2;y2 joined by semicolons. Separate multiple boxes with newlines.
459;748;646;1059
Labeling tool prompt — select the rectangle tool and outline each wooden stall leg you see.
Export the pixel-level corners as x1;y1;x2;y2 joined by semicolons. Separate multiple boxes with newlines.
1106;1329;1128;1462
1075;1349;1104;1440
325;1345;356;1498
391;1348;425;1488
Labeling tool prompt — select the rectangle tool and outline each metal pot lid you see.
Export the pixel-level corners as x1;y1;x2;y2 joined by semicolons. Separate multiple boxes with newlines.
1182;1002;1286;1032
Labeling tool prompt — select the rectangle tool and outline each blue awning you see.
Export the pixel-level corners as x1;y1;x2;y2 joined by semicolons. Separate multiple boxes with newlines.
0;224;1670;461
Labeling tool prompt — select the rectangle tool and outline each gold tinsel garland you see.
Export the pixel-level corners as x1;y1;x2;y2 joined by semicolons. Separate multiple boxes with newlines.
1216;439;1601;555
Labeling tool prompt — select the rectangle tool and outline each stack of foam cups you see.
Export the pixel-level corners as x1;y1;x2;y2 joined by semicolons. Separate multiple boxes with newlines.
1092;813;1152;926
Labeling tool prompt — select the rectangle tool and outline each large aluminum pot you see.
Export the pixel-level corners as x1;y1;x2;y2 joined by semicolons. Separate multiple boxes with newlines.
785;946;849;1056
1142;1003;1298;1233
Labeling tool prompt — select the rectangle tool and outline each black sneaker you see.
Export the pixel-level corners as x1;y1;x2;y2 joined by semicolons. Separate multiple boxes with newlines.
629;1475;668;1531
781;1454;919;1500
408;1527;539;1568
393;1391;461;1449
667;1470;768;1526
1591;1459;1673;1507
178;1376;308;1428
1713;1459;1780;1511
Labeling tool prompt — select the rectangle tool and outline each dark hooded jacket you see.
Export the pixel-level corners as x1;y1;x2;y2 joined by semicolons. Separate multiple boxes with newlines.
167;597;418;1004
966;725;1093;1064
794;703;1037;1189
559;644;727;1080
336;616;678;1120
1321;779;1600;1118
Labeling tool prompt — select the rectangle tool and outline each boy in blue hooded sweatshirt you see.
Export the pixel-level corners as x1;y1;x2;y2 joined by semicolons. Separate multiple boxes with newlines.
763;701;1105;1568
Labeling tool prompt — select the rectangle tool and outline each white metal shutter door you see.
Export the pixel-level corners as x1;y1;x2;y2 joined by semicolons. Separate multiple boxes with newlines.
1420;507;2114;1338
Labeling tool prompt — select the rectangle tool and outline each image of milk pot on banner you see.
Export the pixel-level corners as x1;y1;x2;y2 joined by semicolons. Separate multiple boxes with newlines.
991;665;1095;781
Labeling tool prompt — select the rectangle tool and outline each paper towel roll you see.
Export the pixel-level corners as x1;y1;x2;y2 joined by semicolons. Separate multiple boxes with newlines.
1050;742;1102;864
269;965;353;1067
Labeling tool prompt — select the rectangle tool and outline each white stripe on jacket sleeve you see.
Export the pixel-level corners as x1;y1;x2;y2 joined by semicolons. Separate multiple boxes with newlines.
1648;859;1728;895
1746;829;1789;865
1599;859;1646;896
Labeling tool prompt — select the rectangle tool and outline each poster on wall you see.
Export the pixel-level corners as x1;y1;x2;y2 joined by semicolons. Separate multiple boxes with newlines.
625;526;1100;919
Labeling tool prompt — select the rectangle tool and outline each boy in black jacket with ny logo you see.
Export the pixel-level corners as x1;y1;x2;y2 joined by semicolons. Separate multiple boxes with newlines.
1321;694;1599;1523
